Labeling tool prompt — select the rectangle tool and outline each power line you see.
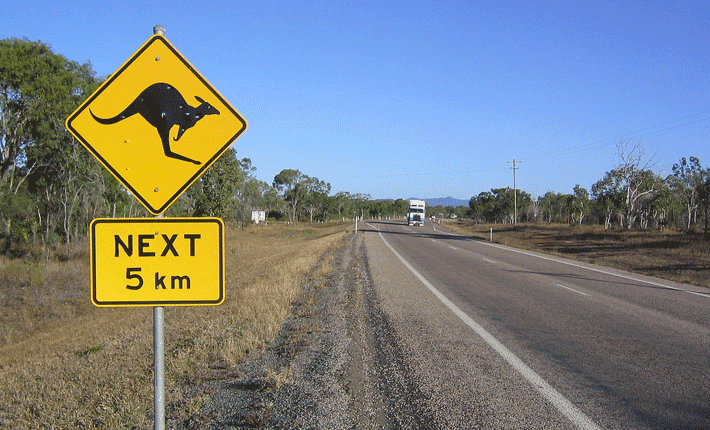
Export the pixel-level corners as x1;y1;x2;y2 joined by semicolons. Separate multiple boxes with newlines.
524;110;710;163
329;109;710;181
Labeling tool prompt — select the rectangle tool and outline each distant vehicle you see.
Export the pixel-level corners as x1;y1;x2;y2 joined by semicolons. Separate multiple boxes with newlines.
407;199;426;226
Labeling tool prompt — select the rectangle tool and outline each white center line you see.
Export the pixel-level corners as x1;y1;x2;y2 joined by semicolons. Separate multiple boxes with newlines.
482;258;497;264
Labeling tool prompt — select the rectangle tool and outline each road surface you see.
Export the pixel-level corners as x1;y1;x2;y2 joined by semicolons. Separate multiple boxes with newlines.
196;220;710;429
358;219;710;429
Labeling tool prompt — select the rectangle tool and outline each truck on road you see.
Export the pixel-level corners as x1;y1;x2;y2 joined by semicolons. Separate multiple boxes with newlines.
407;199;426;226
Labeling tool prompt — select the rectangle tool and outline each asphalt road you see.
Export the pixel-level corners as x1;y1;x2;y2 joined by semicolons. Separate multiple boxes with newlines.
359;219;710;429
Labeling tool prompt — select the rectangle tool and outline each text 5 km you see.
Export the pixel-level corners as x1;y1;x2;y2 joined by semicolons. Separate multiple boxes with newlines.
125;268;192;290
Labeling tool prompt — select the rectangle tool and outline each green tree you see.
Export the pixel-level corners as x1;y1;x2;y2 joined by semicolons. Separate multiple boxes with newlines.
538;191;570;224
642;179;677;230
593;140;659;230
350;193;371;219
469;191;497;222
393;198;409;218
235;176;274;227
570;185;590;225
699;177;710;231
330;191;353;220
452;205;469;219
669;156;707;228
469;188;531;223
273;169;308;224
1;37;99;246
592;173;624;229
188;148;242;218
303;176;331;223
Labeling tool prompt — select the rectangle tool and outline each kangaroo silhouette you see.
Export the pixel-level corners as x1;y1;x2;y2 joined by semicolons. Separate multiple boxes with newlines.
90;82;220;165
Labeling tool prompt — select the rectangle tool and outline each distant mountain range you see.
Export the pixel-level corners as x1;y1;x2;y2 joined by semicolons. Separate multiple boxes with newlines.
406;197;469;207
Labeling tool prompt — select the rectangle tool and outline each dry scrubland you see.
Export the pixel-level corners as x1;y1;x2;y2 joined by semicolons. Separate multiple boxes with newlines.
0;222;349;429
443;220;710;289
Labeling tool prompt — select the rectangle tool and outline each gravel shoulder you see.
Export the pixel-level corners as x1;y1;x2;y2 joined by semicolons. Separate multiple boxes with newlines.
183;229;442;429
179;231;372;429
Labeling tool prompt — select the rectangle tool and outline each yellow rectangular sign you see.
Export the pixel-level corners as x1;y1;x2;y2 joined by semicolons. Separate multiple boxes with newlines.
90;218;224;307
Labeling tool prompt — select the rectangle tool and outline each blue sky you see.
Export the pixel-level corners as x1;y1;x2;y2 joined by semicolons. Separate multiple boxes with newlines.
3;1;709;201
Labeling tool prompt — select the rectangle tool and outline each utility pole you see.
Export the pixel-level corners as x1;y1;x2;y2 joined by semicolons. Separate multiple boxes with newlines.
507;159;521;225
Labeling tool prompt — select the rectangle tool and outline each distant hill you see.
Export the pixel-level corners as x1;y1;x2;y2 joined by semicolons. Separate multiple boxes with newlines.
406;197;469;207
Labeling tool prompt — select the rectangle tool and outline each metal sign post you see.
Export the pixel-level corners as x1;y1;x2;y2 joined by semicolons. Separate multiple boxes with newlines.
152;24;166;430
154;305;165;430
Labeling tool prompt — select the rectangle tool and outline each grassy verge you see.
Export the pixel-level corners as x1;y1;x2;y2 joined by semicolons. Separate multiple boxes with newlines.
0;221;350;429
442;220;710;288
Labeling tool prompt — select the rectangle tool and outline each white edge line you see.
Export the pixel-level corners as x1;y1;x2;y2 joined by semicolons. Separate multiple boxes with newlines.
471;236;710;298
553;283;590;296
378;232;601;430
685;290;710;298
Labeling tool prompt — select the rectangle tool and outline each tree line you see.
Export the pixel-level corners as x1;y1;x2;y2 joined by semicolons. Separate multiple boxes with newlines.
469;140;710;231
1;38;707;256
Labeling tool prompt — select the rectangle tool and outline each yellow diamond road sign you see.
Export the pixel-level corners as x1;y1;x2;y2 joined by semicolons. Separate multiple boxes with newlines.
90;218;225;307
66;34;247;215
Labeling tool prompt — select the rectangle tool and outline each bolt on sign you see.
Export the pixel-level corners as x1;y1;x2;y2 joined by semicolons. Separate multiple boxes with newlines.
90;218;225;307
65;34;247;215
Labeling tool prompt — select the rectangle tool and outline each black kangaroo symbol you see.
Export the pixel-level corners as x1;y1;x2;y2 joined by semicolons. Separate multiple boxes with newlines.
90;83;220;165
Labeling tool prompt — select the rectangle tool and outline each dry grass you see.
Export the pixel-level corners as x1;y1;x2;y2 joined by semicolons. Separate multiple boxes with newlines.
442;220;710;288
0;221;350;429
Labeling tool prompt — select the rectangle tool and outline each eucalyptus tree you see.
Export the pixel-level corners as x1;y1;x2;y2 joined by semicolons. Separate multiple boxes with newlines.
303;176;331;223
330;191;353;220
669;156;707;228
393;198;409;217
188;147;242;219
470;188;531;223
593;139;659;230
570;185;590;225
273;169;308;224
538;191;570;224
1;37;100;245
350;193;371;219
592;173;624;229
469;191;497;222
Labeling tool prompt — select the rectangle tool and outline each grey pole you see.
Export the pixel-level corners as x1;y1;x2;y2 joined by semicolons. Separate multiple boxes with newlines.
152;24;166;430
508;159;521;225
153;306;165;430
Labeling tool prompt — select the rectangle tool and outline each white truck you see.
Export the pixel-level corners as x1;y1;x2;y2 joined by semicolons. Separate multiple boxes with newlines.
407;199;426;226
